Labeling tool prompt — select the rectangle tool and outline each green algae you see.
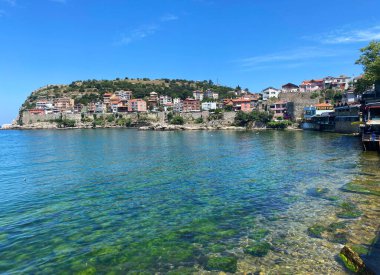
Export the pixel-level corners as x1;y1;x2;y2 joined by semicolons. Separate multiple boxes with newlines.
249;228;269;240
307;224;326;238
341;182;380;196
77;266;97;275
205;255;237;273
167;267;197;274
330;232;348;244
327;221;347;232
336;202;362;219
244;242;271;257
339;252;358;273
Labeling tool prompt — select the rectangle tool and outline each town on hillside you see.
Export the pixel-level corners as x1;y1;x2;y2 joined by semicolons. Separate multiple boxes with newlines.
4;71;380;151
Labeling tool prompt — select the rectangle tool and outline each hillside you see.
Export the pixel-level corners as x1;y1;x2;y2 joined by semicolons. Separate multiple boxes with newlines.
21;78;236;110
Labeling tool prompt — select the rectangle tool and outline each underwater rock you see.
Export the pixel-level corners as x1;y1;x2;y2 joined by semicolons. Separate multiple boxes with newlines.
244;242;271;257
307;224;326;238
339;246;374;274
205;255;237;273
337;202;362;219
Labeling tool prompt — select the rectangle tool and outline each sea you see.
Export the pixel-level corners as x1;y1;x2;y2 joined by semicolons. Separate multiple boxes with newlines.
0;129;379;274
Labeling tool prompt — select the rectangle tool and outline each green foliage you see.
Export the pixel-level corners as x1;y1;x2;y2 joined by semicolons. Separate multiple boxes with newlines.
195;117;204;124
234;110;273;127
208;108;224;120
224;105;233;111
205;256;237;272
355;40;380;82
170;115;185;125
107;115;115;123
266;120;292;129
310;91;319;99
354;77;374;94
56;118;76;128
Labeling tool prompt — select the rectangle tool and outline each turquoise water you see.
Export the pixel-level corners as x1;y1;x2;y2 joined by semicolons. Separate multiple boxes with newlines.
0;130;369;273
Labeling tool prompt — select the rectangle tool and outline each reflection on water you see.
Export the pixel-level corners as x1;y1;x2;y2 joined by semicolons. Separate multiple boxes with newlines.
0;129;378;274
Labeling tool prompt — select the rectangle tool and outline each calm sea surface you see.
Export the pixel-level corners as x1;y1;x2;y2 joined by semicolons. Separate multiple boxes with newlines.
0;129;378;274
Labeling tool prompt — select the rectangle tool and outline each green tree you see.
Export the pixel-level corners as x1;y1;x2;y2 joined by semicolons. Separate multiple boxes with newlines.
355;41;380;83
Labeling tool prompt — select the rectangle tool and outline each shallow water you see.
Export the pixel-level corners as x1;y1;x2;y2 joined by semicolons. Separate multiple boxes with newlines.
0;129;378;274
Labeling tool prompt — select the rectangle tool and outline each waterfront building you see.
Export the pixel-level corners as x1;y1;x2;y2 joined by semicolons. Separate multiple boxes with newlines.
334;104;361;134
299;79;324;93
303;106;316;120
103;93;112;105
128;99;147;112
231;98;252;112
201;102;217;111
110;95;121;113
315;103;334;115
261;87;280;100
269;101;289;119
281;83;299;93
183;98;200;112
193;90;204;101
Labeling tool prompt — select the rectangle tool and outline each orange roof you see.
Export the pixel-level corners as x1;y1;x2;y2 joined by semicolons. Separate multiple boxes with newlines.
232;98;251;103
104;93;112;97
315;103;333;107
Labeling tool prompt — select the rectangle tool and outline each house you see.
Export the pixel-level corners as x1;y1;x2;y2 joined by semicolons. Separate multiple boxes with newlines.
173;98;183;113
110;95;121;113
324;75;351;91
281;83;299;93
204;89;219;100
128;99;147;112
54;98;74;112
193;90;204;101
231;98;252;112
183;98;200;112
269;101;289;119
244;94;261;108
262;87;280;100
28;109;45;115
148;92;159;109
342;90;360;104
299;79;324;93
103;93;112;105
159;95;172;106
116;90;132;101
202;102;217;111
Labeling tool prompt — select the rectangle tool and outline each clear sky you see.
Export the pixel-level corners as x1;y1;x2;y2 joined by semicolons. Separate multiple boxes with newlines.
1;0;380;124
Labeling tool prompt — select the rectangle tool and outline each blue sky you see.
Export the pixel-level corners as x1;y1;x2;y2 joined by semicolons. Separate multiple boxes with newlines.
1;0;380;124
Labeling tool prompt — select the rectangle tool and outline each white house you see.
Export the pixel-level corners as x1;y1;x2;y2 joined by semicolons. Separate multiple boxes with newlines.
159;95;172;105
193;90;204;101
201;102;217;111
261;87;280;101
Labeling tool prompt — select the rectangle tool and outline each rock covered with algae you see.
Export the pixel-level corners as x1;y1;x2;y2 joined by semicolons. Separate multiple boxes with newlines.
339;246;374;274
205;255;237;273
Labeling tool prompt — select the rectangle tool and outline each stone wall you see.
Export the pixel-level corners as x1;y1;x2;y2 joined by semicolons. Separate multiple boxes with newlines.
279;92;321;121
21;111;237;126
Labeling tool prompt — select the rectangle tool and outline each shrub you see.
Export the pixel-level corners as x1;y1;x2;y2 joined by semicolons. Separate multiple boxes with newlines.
266;120;291;129
195;117;204;124
170;115;185;125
